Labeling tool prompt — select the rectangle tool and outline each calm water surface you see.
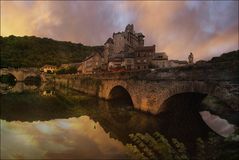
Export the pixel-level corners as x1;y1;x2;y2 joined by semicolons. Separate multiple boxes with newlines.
0;83;237;159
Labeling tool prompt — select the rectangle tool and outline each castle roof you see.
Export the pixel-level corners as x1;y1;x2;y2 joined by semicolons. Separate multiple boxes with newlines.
137;33;145;37
104;38;114;45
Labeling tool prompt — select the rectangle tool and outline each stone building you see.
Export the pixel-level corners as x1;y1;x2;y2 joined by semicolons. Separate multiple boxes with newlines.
122;52;135;70
152;52;188;68
78;52;104;74
103;38;114;66
151;52;168;68
108;53;124;72
77;63;83;73
112;24;145;54
40;65;57;73
134;45;156;70
78;24;189;74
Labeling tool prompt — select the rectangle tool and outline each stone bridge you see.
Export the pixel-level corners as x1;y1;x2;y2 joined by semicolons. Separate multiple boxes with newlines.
55;52;239;114
0;68;46;82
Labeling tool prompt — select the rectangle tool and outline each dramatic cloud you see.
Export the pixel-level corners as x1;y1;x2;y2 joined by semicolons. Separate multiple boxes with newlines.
1;1;238;60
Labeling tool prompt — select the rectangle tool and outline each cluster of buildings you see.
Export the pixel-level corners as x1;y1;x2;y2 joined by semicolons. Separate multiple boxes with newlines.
41;24;193;74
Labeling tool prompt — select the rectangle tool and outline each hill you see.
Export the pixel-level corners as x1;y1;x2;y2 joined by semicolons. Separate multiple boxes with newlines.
0;35;103;68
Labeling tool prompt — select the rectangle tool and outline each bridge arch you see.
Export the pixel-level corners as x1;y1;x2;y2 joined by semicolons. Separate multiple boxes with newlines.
155;81;237;114
108;85;134;106
0;68;44;82
160;92;207;112
100;80;238;114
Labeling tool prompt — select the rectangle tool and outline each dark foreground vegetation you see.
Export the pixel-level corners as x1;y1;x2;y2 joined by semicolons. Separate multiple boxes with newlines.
127;131;239;160
0;35;103;68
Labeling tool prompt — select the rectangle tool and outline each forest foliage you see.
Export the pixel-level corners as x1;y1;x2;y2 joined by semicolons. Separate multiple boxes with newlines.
0;35;103;68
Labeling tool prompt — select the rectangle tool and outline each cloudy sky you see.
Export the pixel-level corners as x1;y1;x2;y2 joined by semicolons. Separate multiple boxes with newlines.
1;1;238;60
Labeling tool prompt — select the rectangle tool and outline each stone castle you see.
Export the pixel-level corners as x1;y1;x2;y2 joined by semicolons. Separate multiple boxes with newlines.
75;24;190;74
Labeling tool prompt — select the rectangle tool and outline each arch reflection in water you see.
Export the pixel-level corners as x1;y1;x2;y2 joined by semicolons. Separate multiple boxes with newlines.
200;111;236;137
160;92;238;138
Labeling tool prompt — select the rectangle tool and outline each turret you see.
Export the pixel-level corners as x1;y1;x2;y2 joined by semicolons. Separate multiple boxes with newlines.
125;24;134;33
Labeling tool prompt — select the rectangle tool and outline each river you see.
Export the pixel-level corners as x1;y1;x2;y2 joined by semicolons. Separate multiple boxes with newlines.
0;82;238;159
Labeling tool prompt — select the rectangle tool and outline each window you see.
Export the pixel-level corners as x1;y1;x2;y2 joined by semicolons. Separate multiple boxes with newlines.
137;66;140;70
144;59;147;63
137;60;140;63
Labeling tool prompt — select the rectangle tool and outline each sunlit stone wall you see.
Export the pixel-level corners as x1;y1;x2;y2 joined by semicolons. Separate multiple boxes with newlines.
55;75;238;115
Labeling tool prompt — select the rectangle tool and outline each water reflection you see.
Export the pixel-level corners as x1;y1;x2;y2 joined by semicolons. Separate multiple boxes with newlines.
200;111;236;137
40;90;56;97
1;117;127;159
1;84;238;159
0;82;38;94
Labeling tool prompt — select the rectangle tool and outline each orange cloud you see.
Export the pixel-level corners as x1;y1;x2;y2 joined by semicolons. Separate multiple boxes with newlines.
1;1;238;61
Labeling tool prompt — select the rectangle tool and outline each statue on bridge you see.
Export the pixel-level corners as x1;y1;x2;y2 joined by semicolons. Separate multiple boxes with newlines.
188;52;194;64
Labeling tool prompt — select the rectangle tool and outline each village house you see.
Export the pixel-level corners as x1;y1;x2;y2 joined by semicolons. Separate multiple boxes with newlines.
134;45;156;70
152;52;190;68
151;52;169;68
77;62;83;73
40;65;57;73
122;52;135;70
78;52;104;74
108;53;124;71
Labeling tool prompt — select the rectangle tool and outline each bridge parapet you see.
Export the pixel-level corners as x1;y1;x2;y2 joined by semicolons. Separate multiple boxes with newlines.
59;53;238;83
